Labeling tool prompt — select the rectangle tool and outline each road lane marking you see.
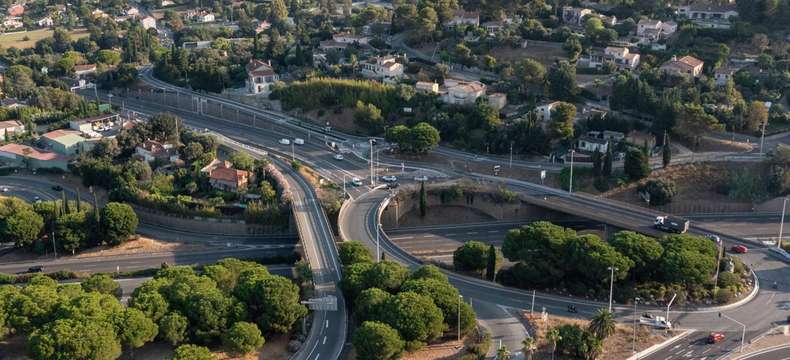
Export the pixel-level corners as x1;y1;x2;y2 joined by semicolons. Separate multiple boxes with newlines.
467;232;478;235
322;336;326;345
325;320;329;328
390;236;414;240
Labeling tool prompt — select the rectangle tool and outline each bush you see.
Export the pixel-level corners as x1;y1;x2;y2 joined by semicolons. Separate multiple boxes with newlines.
453;241;489;274
714;287;734;304
717;272;740;289
638;179;677;206
224;322;265;354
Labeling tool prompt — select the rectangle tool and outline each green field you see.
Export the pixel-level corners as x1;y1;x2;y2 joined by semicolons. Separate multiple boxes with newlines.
0;28;89;49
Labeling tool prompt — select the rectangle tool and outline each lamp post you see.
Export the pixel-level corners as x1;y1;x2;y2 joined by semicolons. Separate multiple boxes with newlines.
778;197;788;249
713;238;723;296
632;297;641;355
665;293;677;327
509;141;514;169
719;312;746;352
608;266;618;312
369;139;375;186
568;149;576;193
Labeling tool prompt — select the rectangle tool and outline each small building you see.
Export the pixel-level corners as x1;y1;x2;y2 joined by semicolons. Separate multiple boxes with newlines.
69;113;121;135
677;4;738;21
533;101;562;123
361;55;404;80
562;6;593;25
3;17;23;29
576;135;609;153
40;129;88;156
660;55;704;78
0;98;26;109
0;120;24;137
714;67;736;86
92;9;107;18
135;139;179;163
141;16;156;30
37;16;53;27
332;32;370;45
441;79;486;106
254;20;271;34
126;7;140;17
446;10;480;27
7;4;24;16
0;143;70;171
208;163;251;192
74;64;97;77
246;59;279;95
415;81;439;94
487;93;507;110
636;19;676;43
481;20;506;33
580;47;640;70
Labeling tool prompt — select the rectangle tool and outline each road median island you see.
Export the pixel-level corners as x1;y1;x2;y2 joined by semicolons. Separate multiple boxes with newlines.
720;326;790;360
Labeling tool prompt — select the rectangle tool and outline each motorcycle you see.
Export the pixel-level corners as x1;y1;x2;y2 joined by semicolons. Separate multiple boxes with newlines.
567;305;578;313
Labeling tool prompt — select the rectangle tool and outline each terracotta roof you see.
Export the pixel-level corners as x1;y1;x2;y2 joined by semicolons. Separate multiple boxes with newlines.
246;60;275;77
677;55;703;68
42;129;81;140
210;166;249;183
0;120;22;129
74;64;97;72
0;143;69;161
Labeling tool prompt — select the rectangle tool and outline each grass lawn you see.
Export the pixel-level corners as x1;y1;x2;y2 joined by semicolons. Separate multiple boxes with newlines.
0;28;89;49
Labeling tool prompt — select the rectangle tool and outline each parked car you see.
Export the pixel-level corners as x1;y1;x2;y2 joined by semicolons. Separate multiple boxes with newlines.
52;185;63;191
731;245;748;254
351;177;363;186
707;332;725;344
294;138;305;145
279;138;291;145
33;196;41;202
386;182;399;189
381;175;397;182
333;154;344;161
413;175;428;182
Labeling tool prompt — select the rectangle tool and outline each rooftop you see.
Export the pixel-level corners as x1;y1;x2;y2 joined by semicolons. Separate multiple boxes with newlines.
0;143;70;161
210;166;249;183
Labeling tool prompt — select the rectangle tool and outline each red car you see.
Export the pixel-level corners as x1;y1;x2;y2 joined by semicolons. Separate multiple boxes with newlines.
731;245;748;254
708;332;725;344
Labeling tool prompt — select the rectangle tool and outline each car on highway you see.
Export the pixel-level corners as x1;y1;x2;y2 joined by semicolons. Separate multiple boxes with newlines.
706;234;721;244
351;177;363;186
707;332;725;344
33;196;41;202
731;245;748;254
1;187;7;192
413;175;429;182
333;154;344;161
640;314;672;329
279;138;291;145
28;265;43;273
381;175;397;182
52;185;63;192
294;138;305;145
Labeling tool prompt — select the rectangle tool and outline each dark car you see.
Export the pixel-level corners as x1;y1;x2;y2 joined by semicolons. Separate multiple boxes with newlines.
27;265;43;273
386;182;399;189
52;185;63;191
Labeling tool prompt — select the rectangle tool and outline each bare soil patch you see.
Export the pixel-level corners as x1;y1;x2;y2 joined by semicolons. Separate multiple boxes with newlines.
303;108;357;134
679;136;755;153
523;312;671;360
398;205;494;227
490;40;567;66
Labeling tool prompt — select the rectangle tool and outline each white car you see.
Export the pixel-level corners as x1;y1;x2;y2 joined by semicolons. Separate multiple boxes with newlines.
294;138;305;145
279;138;291;145
333;154;344;161
351;177;363;186
1;187;7;192
413;175;428;182
381;175;397;182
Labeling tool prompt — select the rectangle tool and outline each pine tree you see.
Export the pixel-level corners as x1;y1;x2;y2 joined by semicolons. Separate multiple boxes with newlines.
603;146;613;177
419;181;427;217
662;133;671;168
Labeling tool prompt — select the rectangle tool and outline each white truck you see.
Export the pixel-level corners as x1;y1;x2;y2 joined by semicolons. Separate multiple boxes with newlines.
640;314;672;329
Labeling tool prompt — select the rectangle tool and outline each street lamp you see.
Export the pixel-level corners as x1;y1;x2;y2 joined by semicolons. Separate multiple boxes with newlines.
712;238;723;296
607;266;618;312
778;197;788;249
369;139;375;186
719;312;746;352
632;297;641;355
457;295;463;342
568;149;576;193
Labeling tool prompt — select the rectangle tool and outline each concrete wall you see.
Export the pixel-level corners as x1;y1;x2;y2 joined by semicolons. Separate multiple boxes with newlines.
132;204;296;237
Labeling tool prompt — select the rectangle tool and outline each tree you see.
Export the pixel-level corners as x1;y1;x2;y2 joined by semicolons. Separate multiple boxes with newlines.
522;336;536;360
224;321;265;354
516;58;546;88
363;261;409;293
100;202;138;245
603;146;613;177
588;309;615;340
563;36;582;62
453;241;489;274
4;65;36;97
547;327;562;360
401;278;476;336
116;308;158;354
624;149;649;180
592;150;602;177
410;265;447;282
355;288;391;322
659;234;717;285
338;241;373;266
3;209;44;248
381;291;444;344
388;123;441;154
235;274;308;333
229;152;255;171
497;344;511;360
674;104;724;148
269;0;289;23
546;61;577;101
610;231;663;281
159;312;188;346
28;319;122;360
171;344;215;360
352;321;405;360
745;101;768;133
485;245;501;281
419;181;427;217
662;135;671;168
638;179;676;206
354;101;384;135
549;102;576;141
81;274;122;298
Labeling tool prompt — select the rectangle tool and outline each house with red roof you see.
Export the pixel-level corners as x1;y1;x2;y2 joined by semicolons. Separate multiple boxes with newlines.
135;139;179;163
0;143;70;170
246;60;279;95
207;162;251;192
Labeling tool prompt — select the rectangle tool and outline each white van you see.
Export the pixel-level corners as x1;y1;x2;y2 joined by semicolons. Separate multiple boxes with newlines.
294;138;305;145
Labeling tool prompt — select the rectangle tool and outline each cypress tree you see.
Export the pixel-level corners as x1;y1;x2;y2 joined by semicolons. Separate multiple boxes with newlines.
592;150;602;177
603;146;613;177
662;133;671;168
76;189;82;212
486;245;498;281
61;190;69;214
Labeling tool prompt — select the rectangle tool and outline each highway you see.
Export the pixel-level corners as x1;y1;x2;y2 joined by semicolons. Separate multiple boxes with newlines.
126;71;790;359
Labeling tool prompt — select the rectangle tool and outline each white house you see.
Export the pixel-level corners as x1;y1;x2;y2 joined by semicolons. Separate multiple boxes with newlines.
3;17;23;29
533;101;562;123
126;7;140;17
678;4;738;21
135;139;179;163
141;16;156;30
360;55;404;80
195;12;214;23
37;16;54;27
576;135;609;153
332;32;370;45
415;81;439;94
74;64;97;77
0;120;25;137
636;19;676;43
440;79;486;106
246;59;279;95
562;6;593;25
714;67;736;86
446;10;479;27
580;47;640;70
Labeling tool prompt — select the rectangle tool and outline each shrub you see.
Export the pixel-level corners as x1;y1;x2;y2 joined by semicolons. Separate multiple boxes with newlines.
714;287;734;304
638;179;677;206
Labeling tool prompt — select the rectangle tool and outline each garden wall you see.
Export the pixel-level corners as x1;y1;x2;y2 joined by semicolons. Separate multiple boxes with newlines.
133;204;297;238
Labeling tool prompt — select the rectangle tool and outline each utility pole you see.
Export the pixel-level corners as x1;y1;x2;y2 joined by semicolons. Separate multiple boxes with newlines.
509;141;513;169
376;223;381;262
51;231;57;259
632;297;640;356
608;266;618;312
779;197;788;249
713;239;723;293
530;289;536;314
369;139;375;186
665;293;677;326
759;117;767;156
719;313;746;352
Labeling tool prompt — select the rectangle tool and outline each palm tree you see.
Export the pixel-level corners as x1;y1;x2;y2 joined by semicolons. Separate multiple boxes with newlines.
496;344;510;360
588;308;616;340
547;328;562;360
522;336;536;360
